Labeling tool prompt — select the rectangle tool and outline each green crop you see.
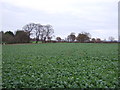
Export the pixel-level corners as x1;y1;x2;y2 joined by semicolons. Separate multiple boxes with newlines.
2;43;119;88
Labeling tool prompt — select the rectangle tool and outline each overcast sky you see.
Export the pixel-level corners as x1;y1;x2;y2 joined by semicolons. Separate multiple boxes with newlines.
1;0;119;40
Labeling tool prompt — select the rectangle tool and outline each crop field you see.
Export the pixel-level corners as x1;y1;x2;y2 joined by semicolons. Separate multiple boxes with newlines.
2;43;119;88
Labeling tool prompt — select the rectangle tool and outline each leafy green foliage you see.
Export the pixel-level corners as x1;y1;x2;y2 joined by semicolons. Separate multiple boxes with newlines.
2;43;119;88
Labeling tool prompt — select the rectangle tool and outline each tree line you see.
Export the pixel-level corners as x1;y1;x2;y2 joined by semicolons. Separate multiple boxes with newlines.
0;23;117;44
1;30;29;44
56;32;116;43
1;23;54;44
56;32;91;43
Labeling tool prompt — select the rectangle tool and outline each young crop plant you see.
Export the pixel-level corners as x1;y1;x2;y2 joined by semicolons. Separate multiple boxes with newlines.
2;43;119;88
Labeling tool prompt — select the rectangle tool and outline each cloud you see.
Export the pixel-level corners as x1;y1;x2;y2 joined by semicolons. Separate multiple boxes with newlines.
1;0;119;40
1;0;118;14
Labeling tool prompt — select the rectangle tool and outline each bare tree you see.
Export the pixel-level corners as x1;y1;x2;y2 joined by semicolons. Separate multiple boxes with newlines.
67;35;71;42
40;28;47;42
44;24;54;41
69;32;76;42
23;23;36;33
34;24;43;43
22;23;54;43
37;24;54;43
22;23;37;42
108;36;115;42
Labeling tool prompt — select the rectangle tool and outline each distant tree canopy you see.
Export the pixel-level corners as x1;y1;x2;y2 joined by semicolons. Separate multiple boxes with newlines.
5;31;14;37
1;23;54;44
91;38;102;43
91;38;96;43
2;31;15;44
1;22;117;44
67;32;76;42
15;30;30;43
56;37;61;41
76;32;91;42
1;30;30;44
96;38;101;43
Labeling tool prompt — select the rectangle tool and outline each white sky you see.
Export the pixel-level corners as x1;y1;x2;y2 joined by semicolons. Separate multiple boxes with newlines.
1;0;119;40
